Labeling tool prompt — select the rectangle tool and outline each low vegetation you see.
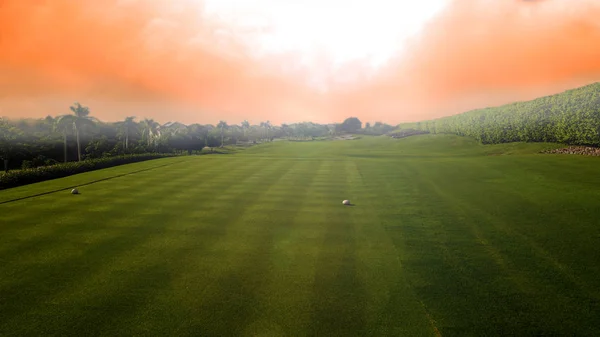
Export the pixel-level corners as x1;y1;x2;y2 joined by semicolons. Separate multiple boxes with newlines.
0;153;178;190
1;104;393;174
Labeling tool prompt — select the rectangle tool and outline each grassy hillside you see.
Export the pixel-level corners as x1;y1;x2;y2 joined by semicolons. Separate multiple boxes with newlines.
399;82;600;145
1;135;599;336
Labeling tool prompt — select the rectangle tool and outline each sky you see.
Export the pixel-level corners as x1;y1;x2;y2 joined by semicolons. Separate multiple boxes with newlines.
1;0;600;125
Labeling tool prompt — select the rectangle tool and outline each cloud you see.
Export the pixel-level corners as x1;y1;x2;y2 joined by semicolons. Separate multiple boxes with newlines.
1;0;600;125
330;0;600;122
0;0;323;124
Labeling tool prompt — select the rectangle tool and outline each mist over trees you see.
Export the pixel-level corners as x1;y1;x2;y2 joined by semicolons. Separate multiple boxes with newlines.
12;80;600;173
0;106;393;171
4;81;600;173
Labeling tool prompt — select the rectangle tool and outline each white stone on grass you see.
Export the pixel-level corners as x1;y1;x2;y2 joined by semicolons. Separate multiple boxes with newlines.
342;200;350;205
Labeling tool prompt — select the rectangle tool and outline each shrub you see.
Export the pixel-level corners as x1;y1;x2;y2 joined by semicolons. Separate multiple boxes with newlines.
44;158;59;166
32;155;48;168
0;153;178;190
21;160;33;170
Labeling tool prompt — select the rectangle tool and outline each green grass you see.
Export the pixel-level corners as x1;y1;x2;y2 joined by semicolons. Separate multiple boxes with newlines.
1;134;599;336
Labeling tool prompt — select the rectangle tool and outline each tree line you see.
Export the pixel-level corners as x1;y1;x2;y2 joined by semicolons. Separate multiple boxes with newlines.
398;82;600;146
0;103;392;171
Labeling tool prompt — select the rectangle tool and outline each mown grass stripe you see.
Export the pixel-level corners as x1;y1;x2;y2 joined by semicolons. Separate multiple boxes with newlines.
0;157;259;334
2;134;600;335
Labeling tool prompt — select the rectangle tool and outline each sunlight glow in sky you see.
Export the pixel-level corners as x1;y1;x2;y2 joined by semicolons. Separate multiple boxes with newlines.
2;0;600;124
202;0;448;85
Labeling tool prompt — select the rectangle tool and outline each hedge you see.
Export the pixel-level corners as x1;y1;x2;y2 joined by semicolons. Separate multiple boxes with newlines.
398;82;600;145
0;154;178;190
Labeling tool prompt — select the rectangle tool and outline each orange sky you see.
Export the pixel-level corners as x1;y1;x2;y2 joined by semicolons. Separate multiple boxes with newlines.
1;0;600;125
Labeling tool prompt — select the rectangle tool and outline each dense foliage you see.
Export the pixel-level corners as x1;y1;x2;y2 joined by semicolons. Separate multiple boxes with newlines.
363;121;396;136
0;102;393;172
0;154;177;190
399;82;600;145
338;117;362;133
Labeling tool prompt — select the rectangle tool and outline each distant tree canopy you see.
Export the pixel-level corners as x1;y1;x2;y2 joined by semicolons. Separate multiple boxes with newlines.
339;117;362;133
15;81;600;173
399;82;600;146
363;121;395;135
0;109;379;170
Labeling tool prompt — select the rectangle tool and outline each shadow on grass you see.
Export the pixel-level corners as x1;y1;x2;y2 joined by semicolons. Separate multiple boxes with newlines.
0;215;169;332
186;159;322;336
0;160;258;335
309;217;367;335
0;160;249;332
188;162;304;335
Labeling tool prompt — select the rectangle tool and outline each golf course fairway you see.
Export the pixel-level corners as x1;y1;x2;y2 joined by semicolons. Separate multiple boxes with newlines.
1;134;599;336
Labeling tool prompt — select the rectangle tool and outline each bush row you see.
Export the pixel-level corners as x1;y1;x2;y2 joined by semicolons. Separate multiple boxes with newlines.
0;154;178;190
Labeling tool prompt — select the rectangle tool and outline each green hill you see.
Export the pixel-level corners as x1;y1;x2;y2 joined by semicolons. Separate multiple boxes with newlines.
399;82;600;145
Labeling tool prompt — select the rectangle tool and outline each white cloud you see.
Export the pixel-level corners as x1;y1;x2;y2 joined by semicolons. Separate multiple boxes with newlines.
201;0;448;85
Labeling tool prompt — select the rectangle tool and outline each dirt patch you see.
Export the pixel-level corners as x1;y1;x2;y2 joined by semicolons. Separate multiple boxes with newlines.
388;129;429;139
333;135;357;141
541;146;600;156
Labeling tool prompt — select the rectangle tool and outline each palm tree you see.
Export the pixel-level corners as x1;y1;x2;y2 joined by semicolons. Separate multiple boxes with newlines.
328;125;336;138
229;125;242;145
54;115;76;163
281;124;291;140
259;121;272;142
69;102;95;161
140;118;160;148
187;124;207;152
259;122;266;141
265;120;272;141
120;116;137;150
217;120;228;147
203;125;215;148
241;120;250;142
163;122;187;136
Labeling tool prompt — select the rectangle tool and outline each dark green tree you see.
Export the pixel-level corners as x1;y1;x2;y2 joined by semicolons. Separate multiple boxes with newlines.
340;117;362;133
